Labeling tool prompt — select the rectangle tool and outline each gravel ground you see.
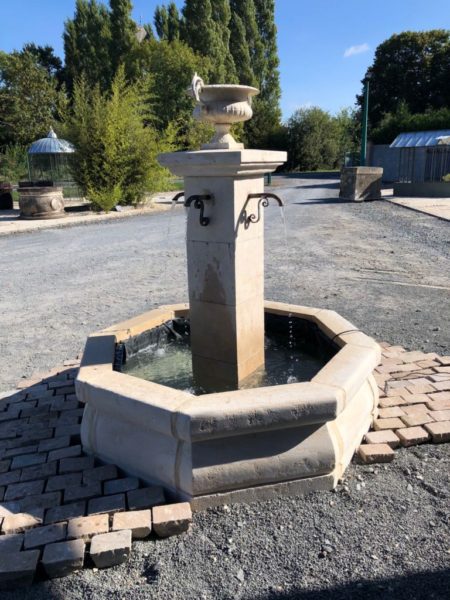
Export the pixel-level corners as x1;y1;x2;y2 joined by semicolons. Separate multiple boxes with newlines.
4;445;450;599
1;175;449;598
1;175;448;392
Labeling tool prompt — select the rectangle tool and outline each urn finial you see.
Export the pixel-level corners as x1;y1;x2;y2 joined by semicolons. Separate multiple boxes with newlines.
187;74;259;150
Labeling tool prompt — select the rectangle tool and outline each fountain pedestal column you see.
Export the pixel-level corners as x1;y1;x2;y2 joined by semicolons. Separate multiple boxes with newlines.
159;149;286;391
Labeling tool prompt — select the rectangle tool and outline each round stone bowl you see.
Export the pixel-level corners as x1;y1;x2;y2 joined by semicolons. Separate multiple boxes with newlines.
190;84;259;150
18;186;65;220
193;84;259;125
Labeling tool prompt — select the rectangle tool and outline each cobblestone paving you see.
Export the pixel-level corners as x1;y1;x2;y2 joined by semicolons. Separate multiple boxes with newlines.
0;344;449;587
0;361;190;587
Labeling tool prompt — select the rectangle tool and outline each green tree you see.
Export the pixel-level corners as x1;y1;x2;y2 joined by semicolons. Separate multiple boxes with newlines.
139;38;211;136
0;144;28;183
154;5;169;40
333;107;359;166
22;43;64;84
229;12;256;87
0;50;67;147
247;0;281;148
63;0;112;93
360;30;450;129
228;0;281;147
371;103;450;144
254;0;280;100
211;0;237;82
109;0;139;80
181;0;236;82
287;107;339;172
67;67;169;211
230;0;262;86
167;2;181;41
154;3;179;41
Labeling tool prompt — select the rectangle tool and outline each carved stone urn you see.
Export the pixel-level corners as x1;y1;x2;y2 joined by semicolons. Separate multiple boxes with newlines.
188;73;259;150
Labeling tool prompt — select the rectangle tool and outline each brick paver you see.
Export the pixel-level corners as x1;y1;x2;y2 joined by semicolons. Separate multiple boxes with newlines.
112;509;151;539
152;503;192;537
24;522;67;549
66;514;109;540
0;345;448;583
396;426;430;447
358;443;395;463
364;430;400;448
424;421;450;443
89;530;132;568
42;539;85;578
87;493;126;515
373;417;405;431
0;549;40;588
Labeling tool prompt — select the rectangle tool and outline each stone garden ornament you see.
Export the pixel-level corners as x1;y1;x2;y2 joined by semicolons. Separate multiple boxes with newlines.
188;72;259;150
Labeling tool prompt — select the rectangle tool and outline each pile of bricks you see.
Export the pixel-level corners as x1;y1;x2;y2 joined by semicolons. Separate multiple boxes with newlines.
0;363;192;588
358;344;450;464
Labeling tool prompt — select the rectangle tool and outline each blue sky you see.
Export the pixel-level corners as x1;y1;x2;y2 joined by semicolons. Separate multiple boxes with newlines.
1;0;449;120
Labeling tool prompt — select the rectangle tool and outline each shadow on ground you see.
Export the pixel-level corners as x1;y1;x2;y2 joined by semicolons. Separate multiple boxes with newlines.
259;569;450;600
294;198;384;206
293;183;339;190
274;172;340;180
293;198;345;205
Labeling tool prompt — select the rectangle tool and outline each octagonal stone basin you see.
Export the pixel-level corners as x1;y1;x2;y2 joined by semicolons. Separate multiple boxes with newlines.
76;301;380;509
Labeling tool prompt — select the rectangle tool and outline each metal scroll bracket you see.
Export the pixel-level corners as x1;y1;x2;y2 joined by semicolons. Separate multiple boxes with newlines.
184;194;213;227
171;191;185;205
243;192;284;228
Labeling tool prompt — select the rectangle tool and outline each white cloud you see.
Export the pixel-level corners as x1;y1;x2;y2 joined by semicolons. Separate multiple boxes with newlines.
344;43;369;58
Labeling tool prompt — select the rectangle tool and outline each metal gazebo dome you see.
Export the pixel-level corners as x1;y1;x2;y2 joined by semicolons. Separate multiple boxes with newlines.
27;128;75;183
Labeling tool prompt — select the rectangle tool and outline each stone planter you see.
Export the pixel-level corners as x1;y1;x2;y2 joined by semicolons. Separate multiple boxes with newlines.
18;186;65;219
339;167;383;201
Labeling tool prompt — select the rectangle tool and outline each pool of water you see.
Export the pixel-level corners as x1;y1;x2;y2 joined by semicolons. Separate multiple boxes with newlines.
121;330;330;395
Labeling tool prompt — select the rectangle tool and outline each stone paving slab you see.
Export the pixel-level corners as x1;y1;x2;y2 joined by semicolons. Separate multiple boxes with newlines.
0;346;448;586
385;194;450;222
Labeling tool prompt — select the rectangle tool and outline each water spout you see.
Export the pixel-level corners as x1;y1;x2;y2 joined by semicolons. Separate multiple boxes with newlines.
243;192;284;228
184;194;213;227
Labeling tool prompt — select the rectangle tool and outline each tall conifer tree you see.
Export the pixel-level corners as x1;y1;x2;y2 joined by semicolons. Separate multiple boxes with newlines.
229;13;255;86
109;0;138;80
211;0;237;82
245;0;282;147
181;0;235;82
64;0;112;93
154;5;169;40
167;3;181;41
254;0;281;112
229;0;263;86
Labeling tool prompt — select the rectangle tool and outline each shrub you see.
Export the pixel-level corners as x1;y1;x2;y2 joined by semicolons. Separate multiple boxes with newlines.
67;66;170;211
0;144;28;183
371;104;450;145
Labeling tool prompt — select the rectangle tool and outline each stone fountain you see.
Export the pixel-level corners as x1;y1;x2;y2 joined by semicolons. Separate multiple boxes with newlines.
76;75;380;509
